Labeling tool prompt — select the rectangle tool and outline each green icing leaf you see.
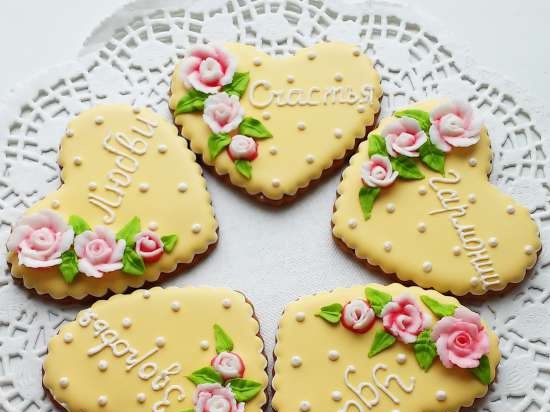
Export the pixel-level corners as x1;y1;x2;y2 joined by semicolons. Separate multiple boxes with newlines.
470;355;491;385
419;140;446;175
368;330;396;358
222;72;250;97
394;109;431;134
187;367;223;386
239;117;273;139
174;88;209;114
316;303;343;324
420;295;457;318
391;156;424;180
365;287;392;317
214;324;234;353
122;247;145;276
226;378;263;402
161;234;178;253
413;329;437;371
208;132;231;159
59;249;79;283
116;216;141;247
358;186;381;221
235;159;252;180
368;134;388;157
68;215;91;236
179;409;195;412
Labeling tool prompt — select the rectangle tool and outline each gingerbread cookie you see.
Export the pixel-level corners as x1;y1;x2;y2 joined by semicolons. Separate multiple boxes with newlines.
273;284;500;412
332;99;540;295
169;42;382;203
7;105;218;299
43;287;268;412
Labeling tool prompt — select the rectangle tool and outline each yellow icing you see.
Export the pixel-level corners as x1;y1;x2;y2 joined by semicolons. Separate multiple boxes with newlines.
8;105;218;299
169;42;382;201
272;283;500;412
332;100;541;295
43;287;268;412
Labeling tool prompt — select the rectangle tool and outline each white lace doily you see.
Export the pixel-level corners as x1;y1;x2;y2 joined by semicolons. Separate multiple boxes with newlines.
1;1;549;411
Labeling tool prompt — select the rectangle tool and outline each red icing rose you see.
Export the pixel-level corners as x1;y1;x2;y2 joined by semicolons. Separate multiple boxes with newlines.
134;231;164;263
341;299;376;334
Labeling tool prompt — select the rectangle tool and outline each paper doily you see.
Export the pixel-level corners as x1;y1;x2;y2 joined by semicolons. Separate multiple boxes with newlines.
1;0;549;411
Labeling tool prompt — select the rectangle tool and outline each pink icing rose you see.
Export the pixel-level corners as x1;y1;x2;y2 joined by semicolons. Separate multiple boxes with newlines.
361;154;398;188
431;307;490;369
381;294;432;344
193;383;244;412
381;117;427;157
429;100;482;152
228;135;258;161
211;352;245;380
179;45;237;94
135;231;164;263
74;226;125;278
7;210;74;268
341;299;376;334
203;93;245;134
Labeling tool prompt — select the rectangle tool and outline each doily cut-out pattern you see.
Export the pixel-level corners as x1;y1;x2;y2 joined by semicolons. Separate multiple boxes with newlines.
0;0;548;411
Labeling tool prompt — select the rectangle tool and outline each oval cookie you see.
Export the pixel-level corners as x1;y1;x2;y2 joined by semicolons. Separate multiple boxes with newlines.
43;287;268;412
7;105;218;299
273;284;500;412
332;99;540;295
169;42;382;203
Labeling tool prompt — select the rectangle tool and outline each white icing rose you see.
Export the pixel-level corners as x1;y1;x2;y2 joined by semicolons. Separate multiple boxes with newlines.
361;155;398;188
228;135;258;161
203;93;245;134
341;299;375;334
211;352;245;380
74;226;125;278
193;383;244;412
179;45;237;94
429;100;482;152
381;117;427;157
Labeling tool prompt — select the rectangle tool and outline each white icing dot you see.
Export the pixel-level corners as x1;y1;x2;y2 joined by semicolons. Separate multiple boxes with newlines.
253;57;262;66
418;186;427;195
291;356;302;368
334;73;343;82
396;353;407;364
63;333;74;344
295;312;306;322
300;401;311;412
331;391;342;401
139;183;149;193
133;107;141;114
88;182;97;191
200;340;209;350
148;221;159;231
470;276;480;287
143;290;151;299
272;178;281;188
95;116;104;125
171;301;181;312
333;128;343;139
98;360;109;371
423;261;433;273
287;75;295;83
178;182;188;192
269;146;278;155
262;111;271;120
328;350;340;361
357;105;365;113
137;393;147;403
122;317;133;328
73;156;82;166
386;203;396;213
506;205;516;214
468;157;478;167
65;129;74;138
525;245;534;255
51;200;60;209
191;223;202;233
158;144;168;154
417;222;426;233
305;154;315;164
452;246;461;256
155;336;166;348
297;121;306;131
488;237;498;247
59;377;70;388
307;51;317;60
436;390;447;401
222;298;232;309
468;193;477;204
348;219;358;229
353;49;361;57
98;395;108;407
384;241;392;252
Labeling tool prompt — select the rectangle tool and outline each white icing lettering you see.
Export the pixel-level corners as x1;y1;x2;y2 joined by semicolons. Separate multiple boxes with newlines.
151;363;182;391
139;362;158;380
132;115;158;138
152;385;185;412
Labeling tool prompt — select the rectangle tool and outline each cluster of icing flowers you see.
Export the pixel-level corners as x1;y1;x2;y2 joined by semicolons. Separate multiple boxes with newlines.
316;287;491;383
187;325;262;412
7;210;178;282
359;100;482;220
175;44;273;180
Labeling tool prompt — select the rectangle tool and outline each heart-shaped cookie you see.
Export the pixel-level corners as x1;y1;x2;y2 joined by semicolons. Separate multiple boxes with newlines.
43;287;268;412
273;284;500;412
332;100;541;295
169;42;382;204
7;105;218;299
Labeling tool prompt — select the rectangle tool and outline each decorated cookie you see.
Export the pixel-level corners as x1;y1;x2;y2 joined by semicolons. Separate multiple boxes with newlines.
273;284;500;412
332;99;541;295
43;287;268;412
7;105;218;299
169;42;382;203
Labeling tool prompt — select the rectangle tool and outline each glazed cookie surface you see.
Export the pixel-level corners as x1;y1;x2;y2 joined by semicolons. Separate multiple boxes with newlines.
273;284;500;412
332;99;540;295
169;42;382;203
43;287;268;412
7;105;218;299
